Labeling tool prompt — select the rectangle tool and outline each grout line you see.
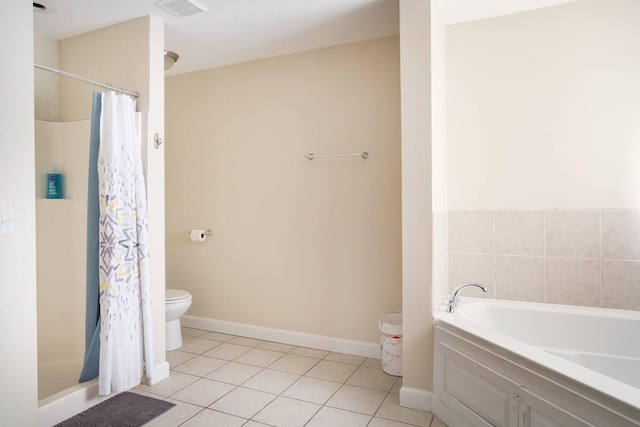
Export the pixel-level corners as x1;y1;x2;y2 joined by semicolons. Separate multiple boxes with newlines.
543;210;547;303
600;209;604;308
161;332;436;427
492;210;496;299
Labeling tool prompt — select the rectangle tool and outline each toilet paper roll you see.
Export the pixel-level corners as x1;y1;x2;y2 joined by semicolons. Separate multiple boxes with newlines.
189;229;207;242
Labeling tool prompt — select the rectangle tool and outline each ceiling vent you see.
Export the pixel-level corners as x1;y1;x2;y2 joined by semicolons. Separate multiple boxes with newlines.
155;0;209;18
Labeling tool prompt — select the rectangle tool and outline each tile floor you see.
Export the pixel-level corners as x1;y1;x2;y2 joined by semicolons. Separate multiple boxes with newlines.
132;327;448;427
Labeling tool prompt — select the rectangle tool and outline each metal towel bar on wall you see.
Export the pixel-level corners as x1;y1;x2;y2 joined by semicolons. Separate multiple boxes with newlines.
305;152;368;160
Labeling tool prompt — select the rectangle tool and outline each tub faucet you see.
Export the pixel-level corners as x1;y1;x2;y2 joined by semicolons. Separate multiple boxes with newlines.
446;283;488;313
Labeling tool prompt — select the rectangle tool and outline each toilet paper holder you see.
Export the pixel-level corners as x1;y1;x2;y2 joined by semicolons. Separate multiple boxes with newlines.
189;229;213;242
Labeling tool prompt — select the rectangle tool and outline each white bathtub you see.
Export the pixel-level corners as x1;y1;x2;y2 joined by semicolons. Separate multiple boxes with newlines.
434;298;640;427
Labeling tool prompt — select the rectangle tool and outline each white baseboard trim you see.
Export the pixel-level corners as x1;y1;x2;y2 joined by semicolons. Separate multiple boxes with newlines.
399;386;434;412
150;361;170;385
38;361;171;426
37;379;108;427
182;315;380;359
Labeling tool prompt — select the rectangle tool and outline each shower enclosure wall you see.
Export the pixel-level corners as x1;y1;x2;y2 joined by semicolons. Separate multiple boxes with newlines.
35;119;91;400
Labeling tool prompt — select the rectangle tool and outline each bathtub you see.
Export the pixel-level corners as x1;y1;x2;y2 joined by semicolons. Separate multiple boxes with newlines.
433;297;640;427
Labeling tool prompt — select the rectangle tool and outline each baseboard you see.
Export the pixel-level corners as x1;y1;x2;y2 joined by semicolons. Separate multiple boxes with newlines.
149;361;170;385
182;315;380;359
37;379;109;427
399;386;434;412
38;362;171;426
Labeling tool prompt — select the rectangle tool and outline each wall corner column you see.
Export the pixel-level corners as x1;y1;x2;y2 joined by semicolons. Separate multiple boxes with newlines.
399;0;435;411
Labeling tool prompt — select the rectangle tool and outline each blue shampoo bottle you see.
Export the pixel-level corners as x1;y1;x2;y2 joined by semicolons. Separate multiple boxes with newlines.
46;169;63;199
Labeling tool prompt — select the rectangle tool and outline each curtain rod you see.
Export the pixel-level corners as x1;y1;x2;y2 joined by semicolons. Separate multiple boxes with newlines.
34;64;140;99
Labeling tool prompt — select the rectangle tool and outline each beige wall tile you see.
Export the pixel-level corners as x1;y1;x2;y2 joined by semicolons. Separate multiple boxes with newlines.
546;210;601;258
603;260;640;310
495;211;544;256
449;253;494;298
602;211;640;260
546;258;601;307
495;256;544;302
448;211;493;253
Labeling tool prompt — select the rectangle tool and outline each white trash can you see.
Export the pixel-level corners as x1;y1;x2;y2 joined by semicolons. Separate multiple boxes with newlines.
379;313;402;376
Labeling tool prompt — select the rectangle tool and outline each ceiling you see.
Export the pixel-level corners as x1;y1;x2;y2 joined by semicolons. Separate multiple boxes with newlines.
33;0;578;76
438;0;578;25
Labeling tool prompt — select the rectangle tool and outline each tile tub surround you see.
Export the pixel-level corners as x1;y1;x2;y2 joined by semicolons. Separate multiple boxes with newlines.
448;209;640;310
131;328;446;427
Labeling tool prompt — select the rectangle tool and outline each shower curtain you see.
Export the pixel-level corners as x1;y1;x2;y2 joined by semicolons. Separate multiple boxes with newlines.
79;93;103;383
97;91;154;395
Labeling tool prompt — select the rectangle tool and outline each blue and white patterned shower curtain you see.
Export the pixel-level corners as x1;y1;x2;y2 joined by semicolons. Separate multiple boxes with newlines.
98;91;154;395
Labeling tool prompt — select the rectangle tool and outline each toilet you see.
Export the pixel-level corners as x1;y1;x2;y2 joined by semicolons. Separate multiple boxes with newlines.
165;289;193;351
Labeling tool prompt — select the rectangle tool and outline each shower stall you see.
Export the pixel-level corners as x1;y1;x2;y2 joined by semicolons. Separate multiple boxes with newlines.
35;118;91;400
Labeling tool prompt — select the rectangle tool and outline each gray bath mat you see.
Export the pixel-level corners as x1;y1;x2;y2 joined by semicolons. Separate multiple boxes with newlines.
54;391;175;427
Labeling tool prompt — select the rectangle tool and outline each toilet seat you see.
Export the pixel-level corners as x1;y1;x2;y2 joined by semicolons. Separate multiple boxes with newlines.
166;289;191;303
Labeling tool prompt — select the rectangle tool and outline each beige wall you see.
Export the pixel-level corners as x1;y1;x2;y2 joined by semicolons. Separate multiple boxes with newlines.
431;0;449;313
34;33;59;121
399;0;435;407
166;36;401;344
447;0;640;210
446;1;640;309
59;17;152;121
0;1;38;425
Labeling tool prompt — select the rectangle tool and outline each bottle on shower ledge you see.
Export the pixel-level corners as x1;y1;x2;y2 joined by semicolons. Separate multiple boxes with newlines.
46;168;63;199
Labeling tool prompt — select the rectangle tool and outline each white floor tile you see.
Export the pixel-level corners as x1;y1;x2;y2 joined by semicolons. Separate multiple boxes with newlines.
166;350;197;369
289;347;329;359
281;376;341;405
210;387;276;419
235;348;285;367
228;336;264;347
170;378;236;407
205;361;262;385
242;369;299;394
375;393;433;427
172;355;228;377
203;343;253;360
136;371;199;397
128;388;164;399
305;360;358;383
326;384;387;415
181;335;196;344
369;417;420;427
201;331;235;342
362;357;382;369
257;341;296;353
180;408;246;427
143;398;202;427
181;327;208;337
63;333;435;427
390;377;402;394
268;353;319;375
324;352;367;365
180;338;223;354
253;396;320;427
346;366;397;392
305;406;371;427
